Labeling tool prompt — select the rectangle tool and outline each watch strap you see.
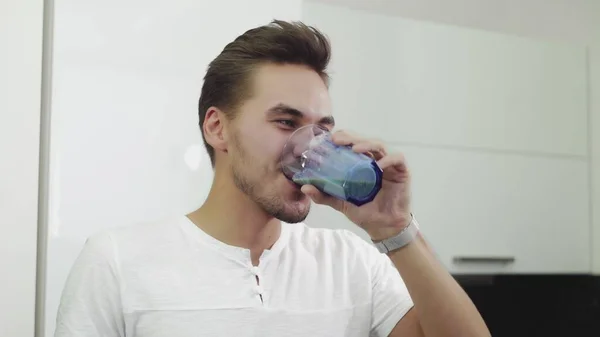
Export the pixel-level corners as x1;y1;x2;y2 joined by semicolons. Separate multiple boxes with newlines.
373;215;419;254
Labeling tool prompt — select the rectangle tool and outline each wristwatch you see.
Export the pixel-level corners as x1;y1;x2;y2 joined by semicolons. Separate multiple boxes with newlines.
372;214;420;254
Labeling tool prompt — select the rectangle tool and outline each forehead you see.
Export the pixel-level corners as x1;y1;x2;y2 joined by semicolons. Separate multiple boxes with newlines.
246;63;332;120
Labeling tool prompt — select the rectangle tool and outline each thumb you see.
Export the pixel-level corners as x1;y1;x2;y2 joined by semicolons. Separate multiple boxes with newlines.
301;185;345;211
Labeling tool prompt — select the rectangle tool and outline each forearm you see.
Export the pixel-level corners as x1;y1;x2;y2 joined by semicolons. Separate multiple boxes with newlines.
388;233;490;337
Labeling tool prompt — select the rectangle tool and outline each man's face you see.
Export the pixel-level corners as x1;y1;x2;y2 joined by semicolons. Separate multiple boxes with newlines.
228;63;333;223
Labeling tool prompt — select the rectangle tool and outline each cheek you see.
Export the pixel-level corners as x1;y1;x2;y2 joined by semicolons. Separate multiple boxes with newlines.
243;137;284;168
235;123;289;167
253;131;286;155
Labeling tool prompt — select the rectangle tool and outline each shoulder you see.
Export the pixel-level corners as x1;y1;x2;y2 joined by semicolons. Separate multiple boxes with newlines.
287;222;362;244
101;215;183;241
286;222;380;259
82;215;187;263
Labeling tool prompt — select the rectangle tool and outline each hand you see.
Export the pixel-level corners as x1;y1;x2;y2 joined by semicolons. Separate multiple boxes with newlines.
300;130;412;241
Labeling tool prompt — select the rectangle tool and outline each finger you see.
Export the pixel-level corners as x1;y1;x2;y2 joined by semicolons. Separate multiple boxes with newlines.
362;151;375;159
377;154;411;183
300;185;345;211
376;153;408;171
351;141;387;160
331;130;359;146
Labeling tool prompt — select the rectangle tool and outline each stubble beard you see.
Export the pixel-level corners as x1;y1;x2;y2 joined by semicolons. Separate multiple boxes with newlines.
230;135;309;224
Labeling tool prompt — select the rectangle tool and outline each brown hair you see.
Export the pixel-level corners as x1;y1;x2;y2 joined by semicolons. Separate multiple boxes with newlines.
198;20;331;166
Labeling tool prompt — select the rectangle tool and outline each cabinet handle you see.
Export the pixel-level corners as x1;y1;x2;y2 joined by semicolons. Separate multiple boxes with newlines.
453;256;515;264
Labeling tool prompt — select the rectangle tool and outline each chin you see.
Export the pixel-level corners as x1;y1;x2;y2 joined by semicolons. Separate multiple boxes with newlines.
276;199;311;224
276;211;309;224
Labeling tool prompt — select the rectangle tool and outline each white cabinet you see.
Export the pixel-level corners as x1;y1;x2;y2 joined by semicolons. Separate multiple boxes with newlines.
304;2;588;157
305;146;591;274
302;2;591;274
44;1;302;336
1;0;44;335
404;145;590;274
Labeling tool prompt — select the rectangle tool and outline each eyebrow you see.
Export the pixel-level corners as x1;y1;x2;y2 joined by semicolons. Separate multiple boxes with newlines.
267;103;335;127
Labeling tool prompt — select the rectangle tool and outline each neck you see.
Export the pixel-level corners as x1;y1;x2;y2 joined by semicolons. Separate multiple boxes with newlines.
187;168;281;262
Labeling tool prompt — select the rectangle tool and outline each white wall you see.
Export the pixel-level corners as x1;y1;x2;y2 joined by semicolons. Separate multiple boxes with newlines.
1;0;597;334
308;0;600;274
311;0;599;44
43;1;302;336
302;2;594;274
0;0;45;336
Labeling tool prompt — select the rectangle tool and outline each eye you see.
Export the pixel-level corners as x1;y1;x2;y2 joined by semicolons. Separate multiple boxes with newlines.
276;120;297;128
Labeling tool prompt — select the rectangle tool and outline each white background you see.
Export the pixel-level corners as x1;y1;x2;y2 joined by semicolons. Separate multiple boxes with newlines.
302;2;592;274
309;0;600;273
44;1;301;336
0;0;44;336
1;0;599;336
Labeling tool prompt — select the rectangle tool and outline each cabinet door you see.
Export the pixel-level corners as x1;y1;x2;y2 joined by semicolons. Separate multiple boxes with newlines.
303;2;591;274
45;1;302;336
403;145;590;274
304;145;591;274
304;2;588;157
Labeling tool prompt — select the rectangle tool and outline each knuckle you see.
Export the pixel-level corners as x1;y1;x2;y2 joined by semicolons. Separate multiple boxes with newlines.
334;129;349;137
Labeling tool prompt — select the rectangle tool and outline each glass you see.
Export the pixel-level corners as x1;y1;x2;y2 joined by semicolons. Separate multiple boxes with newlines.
280;124;382;206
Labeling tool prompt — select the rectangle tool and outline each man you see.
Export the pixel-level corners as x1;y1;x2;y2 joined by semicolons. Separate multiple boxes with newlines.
55;20;490;337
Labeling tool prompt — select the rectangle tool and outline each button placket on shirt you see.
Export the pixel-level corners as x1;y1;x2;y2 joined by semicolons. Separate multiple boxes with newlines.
250;265;267;304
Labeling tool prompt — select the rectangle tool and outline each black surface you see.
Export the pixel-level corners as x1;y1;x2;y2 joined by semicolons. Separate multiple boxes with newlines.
457;275;600;337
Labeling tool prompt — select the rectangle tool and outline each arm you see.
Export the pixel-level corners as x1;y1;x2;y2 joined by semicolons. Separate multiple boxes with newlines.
54;233;125;337
388;233;490;337
301;130;490;337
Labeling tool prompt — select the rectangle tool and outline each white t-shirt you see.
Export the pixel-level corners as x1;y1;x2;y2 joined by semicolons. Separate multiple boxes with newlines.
55;216;414;337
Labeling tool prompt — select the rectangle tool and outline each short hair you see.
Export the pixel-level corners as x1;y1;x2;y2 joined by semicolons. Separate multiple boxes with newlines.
198;20;331;167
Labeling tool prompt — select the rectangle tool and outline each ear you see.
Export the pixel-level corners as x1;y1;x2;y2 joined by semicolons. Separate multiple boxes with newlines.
203;107;230;154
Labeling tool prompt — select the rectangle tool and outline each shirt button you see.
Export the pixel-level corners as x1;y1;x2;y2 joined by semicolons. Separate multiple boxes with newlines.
251;266;260;275
255;285;264;295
